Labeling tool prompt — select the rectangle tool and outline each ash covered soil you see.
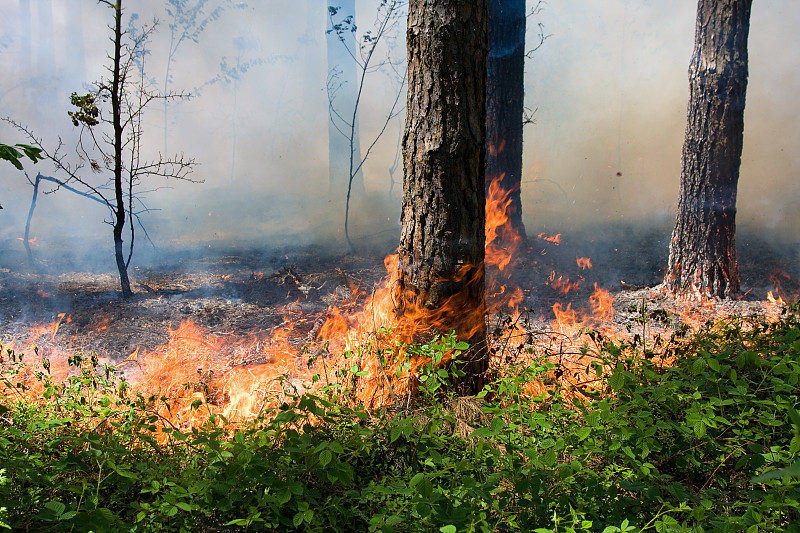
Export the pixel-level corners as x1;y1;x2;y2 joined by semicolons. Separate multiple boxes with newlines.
1;225;798;365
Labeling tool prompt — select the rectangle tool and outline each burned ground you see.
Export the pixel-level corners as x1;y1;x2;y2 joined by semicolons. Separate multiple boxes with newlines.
0;223;797;372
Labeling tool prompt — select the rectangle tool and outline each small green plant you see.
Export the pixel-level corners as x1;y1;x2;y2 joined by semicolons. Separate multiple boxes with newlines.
2;307;799;531
410;331;469;398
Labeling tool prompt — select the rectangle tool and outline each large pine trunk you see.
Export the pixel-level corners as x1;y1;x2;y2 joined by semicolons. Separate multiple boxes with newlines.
486;0;526;243
398;0;488;394
665;0;752;299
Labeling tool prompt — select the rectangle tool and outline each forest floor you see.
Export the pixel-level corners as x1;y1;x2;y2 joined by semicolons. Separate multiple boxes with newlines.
0;224;797;377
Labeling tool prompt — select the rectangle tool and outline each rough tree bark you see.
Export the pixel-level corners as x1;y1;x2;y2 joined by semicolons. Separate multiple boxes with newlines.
398;0;488;394
665;0;752;299
486;0;526;242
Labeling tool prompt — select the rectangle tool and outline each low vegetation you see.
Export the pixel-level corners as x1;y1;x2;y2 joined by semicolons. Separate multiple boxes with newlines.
1;306;799;532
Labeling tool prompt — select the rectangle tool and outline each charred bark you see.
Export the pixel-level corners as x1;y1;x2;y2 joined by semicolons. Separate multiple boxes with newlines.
486;0;526;243
398;0;488;394
665;0;751;299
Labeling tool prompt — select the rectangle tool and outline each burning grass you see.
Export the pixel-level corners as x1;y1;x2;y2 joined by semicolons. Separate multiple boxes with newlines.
2;304;799;531
0;253;792;437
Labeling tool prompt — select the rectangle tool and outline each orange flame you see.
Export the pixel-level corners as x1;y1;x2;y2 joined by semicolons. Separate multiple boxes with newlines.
485;176;524;272
547;271;583;295
767;291;786;306
589;284;615;322
537;232;562;245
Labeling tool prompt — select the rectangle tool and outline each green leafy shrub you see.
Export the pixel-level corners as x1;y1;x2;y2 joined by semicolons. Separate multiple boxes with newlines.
1;306;798;531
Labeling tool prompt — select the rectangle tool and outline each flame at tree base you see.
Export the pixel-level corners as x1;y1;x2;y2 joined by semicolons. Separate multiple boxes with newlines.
2;177;795;437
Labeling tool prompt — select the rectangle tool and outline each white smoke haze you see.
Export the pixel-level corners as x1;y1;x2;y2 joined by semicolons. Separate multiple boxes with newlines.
0;0;797;274
526;0;799;238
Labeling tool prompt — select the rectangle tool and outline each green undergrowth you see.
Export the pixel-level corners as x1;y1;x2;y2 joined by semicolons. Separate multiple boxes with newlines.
1;306;799;532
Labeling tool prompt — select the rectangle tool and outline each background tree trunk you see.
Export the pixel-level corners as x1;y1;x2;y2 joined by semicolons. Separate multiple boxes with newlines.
19;1;31;78
65;0;86;89
326;0;365;198
665;0;752;299
486;0;527;243
398;0;488;394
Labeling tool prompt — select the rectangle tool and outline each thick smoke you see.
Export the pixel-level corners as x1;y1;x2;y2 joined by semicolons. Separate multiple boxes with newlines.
0;0;797;275
525;0;799;238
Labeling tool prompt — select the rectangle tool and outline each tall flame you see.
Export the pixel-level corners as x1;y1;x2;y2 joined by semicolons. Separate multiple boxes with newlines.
485;176;524;272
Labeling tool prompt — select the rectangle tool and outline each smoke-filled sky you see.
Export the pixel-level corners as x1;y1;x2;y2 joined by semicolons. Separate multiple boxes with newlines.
0;0;798;271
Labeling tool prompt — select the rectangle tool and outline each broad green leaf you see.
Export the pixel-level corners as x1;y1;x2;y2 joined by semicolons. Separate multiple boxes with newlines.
787;406;800;428
608;367;624;391
0;145;23;170
391;426;403;443
319;449;333;467
490;417;504;433
419;478;433;498
16;143;42;163
44;501;66;517
790;436;800;455
752;458;800;482
329;441;344;454
692;358;706;375
693;420;706;438
543;448;557;467
576;426;591;441
386;515;404;525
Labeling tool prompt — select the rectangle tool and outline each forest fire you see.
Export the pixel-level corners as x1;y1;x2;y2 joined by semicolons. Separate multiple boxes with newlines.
485;175;524;272
0;176;796;436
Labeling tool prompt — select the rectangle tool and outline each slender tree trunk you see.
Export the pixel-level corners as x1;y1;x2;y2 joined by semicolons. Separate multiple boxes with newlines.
24;173;40;267
486;0;526;243
326;0;365;198
665;0;751;299
111;1;132;298
398;0;488;395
